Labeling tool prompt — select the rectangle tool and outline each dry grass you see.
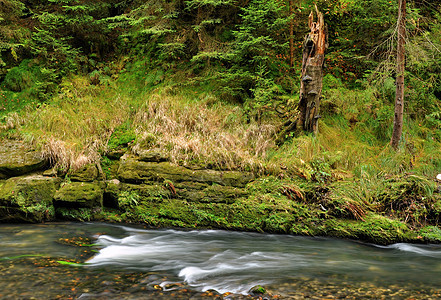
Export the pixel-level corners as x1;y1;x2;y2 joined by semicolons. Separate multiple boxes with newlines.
4;76;130;170
2;72;437;180
1;75;277;172
132;92;277;171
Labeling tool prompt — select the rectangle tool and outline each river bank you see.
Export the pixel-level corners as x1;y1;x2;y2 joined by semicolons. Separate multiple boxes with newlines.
1;138;441;245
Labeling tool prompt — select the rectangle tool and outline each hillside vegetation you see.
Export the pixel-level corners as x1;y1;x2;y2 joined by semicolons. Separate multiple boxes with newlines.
1;0;441;242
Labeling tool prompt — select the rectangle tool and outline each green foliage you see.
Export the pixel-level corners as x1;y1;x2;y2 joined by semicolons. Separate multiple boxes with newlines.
219;0;290;109
101;156;116;179
309;158;332;184
0;59;57;115
108;122;136;151
118;191;140;209
56;207;93;221
57;260;84;267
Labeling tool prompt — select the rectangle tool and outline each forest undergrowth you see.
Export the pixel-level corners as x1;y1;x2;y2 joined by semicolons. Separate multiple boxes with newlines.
1;0;441;242
1;63;441;242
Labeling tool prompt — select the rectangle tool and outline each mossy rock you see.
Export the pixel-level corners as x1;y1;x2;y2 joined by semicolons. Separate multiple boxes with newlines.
137;148;169;162
118;156;254;187
122;183;172;201
0;140;48;178
54;182;103;208
178;184;248;204
324;213;412;244
69;164;99;182
0;175;60;222
174;181;209;190
0;175;61;207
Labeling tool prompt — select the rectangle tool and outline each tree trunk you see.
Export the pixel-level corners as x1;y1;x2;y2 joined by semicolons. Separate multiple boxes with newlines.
297;6;327;132
391;0;406;149
276;7;327;144
289;0;294;69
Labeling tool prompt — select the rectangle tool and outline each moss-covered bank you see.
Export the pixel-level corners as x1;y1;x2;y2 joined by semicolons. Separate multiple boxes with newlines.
1;139;441;245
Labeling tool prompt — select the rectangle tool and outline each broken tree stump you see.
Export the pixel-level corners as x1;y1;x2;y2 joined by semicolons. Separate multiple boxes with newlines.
276;6;327;145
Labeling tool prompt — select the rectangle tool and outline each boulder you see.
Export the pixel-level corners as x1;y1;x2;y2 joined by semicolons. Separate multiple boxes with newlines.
0;175;61;222
54;182;103;208
0;140;48;178
0;175;60;207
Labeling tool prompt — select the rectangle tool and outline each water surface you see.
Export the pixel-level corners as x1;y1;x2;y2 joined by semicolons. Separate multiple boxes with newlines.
1;222;440;299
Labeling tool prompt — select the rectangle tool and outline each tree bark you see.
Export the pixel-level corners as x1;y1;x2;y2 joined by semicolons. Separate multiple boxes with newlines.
289;0;294;69
297;6;327;132
297;7;327;132
391;0;406;149
276;6;327;145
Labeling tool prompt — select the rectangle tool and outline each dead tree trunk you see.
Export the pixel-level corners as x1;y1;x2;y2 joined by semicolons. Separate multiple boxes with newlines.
297;7;327;132
391;0;406;149
276;6;327;144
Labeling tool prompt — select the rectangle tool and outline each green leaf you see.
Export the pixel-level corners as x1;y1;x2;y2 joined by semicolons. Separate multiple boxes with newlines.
57;260;84;266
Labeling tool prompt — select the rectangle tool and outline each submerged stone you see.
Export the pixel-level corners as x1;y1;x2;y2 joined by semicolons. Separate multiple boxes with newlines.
0;140;48;178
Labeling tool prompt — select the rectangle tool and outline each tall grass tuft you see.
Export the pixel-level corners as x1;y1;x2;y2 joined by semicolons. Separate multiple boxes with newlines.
132;92;277;171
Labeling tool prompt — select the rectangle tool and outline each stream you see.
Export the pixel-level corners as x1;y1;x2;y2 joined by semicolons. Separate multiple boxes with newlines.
1;222;441;299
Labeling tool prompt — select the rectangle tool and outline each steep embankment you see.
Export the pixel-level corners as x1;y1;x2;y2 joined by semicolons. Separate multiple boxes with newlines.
2;137;441;245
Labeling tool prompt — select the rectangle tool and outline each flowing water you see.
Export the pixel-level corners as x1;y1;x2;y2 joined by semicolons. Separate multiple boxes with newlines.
1;222;441;299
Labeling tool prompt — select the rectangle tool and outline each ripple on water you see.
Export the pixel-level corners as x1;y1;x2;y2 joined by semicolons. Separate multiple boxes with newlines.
2;223;441;299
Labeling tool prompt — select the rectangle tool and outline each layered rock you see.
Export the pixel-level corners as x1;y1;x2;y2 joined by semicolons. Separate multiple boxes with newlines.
54;182;103;208
0;142;255;224
118;155;254;188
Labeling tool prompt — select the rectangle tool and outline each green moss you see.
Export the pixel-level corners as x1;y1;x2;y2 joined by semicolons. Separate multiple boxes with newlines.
418;226;441;243
101;156;118;179
0;175;59;207
108;122;136;151
54;182;103;208
324;213;412;244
